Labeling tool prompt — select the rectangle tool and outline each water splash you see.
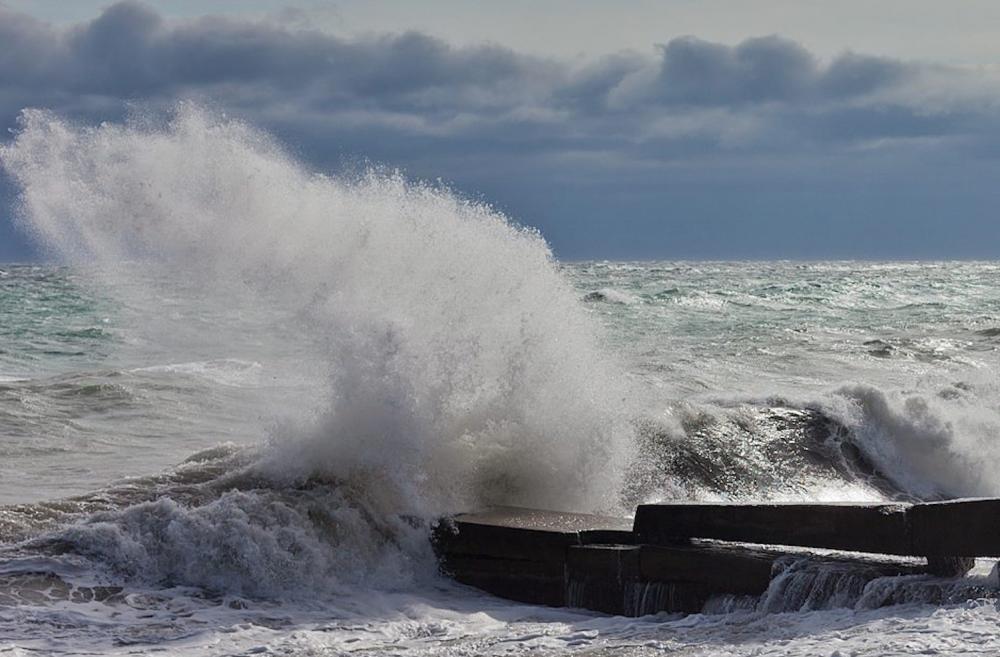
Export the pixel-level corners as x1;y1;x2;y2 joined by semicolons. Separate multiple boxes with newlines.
0;105;635;521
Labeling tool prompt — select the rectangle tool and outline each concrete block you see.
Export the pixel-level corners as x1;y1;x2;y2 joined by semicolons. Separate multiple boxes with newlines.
909;498;1000;558
566;544;641;614
639;543;778;595
635;503;911;555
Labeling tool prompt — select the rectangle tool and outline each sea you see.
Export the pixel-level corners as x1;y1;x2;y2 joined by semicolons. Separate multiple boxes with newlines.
2;107;1000;655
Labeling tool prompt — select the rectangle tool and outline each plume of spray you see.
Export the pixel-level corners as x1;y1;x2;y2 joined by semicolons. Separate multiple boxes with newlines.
0;104;635;520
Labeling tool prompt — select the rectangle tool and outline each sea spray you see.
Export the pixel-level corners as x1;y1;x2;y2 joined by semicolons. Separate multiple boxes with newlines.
0;105;636;523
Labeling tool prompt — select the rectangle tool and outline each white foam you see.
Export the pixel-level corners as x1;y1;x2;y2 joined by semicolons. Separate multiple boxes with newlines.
134;359;264;387
4;577;1000;656
48;486;432;598
821;382;1000;499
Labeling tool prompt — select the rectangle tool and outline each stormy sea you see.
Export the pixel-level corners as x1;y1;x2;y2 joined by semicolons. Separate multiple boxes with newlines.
2;107;1000;655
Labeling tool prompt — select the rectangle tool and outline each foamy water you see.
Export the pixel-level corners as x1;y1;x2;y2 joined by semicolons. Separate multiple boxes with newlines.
2;107;1000;654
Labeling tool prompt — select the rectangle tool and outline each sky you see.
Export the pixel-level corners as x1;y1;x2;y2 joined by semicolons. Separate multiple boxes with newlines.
2;1;1000;261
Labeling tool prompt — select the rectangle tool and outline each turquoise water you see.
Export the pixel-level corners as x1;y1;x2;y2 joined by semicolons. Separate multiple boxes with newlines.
5;261;1000;506
0;265;322;503
573;260;1000;392
0;266;115;377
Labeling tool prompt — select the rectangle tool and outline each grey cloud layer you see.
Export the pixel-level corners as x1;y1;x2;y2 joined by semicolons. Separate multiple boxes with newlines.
0;0;989;165
5;0;1000;261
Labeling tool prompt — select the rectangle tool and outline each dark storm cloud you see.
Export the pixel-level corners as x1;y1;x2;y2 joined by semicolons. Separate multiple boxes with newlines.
643;36;913;106
0;0;982;153
0;1;551;112
655;36;818;105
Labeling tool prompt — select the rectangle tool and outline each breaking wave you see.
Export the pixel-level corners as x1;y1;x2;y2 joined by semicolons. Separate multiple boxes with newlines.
0;104;635;596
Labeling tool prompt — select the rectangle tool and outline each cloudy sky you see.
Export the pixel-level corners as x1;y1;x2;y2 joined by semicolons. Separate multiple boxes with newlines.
2;1;1000;260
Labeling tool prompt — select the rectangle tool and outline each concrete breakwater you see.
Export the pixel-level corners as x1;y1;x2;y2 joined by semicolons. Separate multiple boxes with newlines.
432;501;1000;616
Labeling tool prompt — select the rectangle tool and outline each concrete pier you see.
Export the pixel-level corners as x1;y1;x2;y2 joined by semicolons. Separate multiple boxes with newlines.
434;506;631;606
634;502;910;554
433;499;1000;615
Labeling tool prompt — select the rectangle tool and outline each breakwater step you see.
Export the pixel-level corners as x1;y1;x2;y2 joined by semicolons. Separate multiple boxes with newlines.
432;500;1000;615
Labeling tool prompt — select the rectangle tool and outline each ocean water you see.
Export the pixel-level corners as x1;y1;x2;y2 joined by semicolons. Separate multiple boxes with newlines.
2;107;1000;655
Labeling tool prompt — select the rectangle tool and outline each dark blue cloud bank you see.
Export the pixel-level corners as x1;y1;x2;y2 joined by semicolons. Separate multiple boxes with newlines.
2;1;1000;260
